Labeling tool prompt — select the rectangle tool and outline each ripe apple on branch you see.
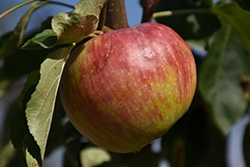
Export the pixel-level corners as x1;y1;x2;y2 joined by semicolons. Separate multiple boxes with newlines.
60;21;197;153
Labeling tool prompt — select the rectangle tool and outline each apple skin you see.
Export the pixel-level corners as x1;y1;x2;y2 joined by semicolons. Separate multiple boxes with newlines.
60;22;196;153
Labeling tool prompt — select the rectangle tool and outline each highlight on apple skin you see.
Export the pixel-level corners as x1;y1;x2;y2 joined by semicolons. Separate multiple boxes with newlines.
60;22;197;153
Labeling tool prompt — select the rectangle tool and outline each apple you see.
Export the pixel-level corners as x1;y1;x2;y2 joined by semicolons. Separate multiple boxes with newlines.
60;22;196;153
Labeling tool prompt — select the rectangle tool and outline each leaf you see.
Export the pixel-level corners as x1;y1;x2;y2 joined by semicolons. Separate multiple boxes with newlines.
10;71;42;167
199;21;250;134
51;0;106;44
22;29;57;50
0;141;17;167
23;133;43;167
0;1;47;59
154;0;220;39
80;147;111;167
11;70;40;149
211;1;250;55
25;44;74;166
2;47;49;79
18;70;40;109
45;95;65;156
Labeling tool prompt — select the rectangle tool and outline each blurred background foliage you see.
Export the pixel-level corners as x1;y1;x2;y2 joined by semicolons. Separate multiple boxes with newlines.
0;0;250;167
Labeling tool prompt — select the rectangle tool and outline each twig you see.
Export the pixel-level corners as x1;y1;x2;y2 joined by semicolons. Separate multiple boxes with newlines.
153;8;211;19
0;0;38;20
104;0;128;29
0;0;75;20
141;0;161;23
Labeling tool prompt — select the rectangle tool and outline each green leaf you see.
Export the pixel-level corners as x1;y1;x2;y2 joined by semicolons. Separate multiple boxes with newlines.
22;29;57;50
18;70;40;109
51;0;106;44
11;70;40;149
0;141;17;167
10;71;42;167
25;44;74;166
80;147;111;167
23;133;43;167
0;1;47;59
199;21;250;134
45;95;65;156
211;1;250;55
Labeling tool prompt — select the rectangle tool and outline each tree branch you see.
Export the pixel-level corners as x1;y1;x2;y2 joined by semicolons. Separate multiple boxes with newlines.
141;0;161;23
104;0;128;30
97;1;108;30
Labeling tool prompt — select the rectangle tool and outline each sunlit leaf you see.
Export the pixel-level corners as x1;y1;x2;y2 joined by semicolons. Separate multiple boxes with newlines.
0;2;47;59
0;141;17;167
80;147;111;167
25;44;74;166
51;0;106;44
45;95;65;156
211;1;250;55
199;21;250;134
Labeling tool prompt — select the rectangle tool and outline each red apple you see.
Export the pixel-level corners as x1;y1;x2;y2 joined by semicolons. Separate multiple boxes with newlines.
60;22;196;153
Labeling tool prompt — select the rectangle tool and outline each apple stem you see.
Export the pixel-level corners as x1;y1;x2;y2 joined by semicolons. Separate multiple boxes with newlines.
152;8;211;19
104;0;129;29
141;0;161;23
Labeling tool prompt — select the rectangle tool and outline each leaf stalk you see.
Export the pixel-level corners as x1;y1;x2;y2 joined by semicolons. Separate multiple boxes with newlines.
153;8;211;19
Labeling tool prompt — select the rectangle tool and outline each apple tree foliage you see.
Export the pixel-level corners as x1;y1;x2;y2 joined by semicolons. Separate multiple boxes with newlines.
0;0;250;167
